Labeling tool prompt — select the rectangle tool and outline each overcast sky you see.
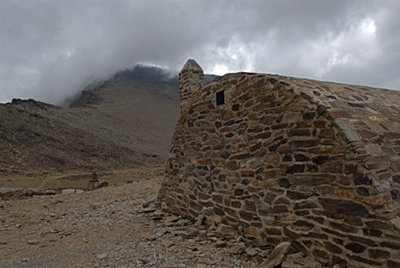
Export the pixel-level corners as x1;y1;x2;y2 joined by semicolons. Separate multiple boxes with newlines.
0;0;399;104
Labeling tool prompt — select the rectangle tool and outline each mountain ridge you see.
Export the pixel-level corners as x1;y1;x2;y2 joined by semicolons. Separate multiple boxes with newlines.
0;65;186;174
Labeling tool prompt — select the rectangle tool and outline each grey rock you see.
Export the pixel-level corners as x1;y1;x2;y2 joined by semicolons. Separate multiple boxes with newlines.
175;219;191;226
165;215;179;223
335;118;360;142
62;189;76;194
155;228;167;237
27;239;39;245
236;236;244;242
375;179;390;194
196;214;205;226
245;247;258;256
391;217;400;232
96;253;108;260
0;187;22;194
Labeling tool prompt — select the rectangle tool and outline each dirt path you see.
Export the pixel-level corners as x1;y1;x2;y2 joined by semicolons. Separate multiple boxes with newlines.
0;169;263;268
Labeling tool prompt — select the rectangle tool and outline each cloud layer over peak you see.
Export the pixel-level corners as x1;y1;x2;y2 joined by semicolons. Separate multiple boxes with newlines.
0;0;399;104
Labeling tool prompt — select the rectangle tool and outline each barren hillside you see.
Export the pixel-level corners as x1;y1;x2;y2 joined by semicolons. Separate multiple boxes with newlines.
0;66;180;175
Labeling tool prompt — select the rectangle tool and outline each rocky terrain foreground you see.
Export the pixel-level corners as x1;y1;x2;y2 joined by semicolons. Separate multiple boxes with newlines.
0;166;321;268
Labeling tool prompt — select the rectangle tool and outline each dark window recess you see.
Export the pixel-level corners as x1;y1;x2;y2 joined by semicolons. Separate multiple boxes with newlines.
216;91;225;105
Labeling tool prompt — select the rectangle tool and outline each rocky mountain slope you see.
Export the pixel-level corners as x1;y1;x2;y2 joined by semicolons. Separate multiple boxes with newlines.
0;66;181;174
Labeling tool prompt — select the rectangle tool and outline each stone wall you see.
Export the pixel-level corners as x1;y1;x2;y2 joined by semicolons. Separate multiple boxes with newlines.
158;61;400;267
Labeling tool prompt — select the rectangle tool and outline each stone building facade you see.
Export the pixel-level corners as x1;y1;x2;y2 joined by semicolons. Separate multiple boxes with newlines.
158;59;400;267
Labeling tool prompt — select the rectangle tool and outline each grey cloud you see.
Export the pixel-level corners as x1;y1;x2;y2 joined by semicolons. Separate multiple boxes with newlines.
0;0;399;104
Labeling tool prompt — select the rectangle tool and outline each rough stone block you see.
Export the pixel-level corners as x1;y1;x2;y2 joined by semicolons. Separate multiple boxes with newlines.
319;198;370;218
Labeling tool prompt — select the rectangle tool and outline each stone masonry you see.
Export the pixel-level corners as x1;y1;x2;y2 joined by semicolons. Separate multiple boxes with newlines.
158;59;400;267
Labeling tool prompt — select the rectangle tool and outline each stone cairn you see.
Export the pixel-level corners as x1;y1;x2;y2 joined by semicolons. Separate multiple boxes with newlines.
158;59;400;267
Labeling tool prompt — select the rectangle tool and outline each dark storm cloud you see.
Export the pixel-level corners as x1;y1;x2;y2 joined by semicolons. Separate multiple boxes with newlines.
0;0;398;104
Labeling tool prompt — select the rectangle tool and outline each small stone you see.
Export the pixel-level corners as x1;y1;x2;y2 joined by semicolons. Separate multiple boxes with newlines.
390;217;400;232
236;236;244;242
245;247;258;257
208;236;218;242
62;189;76;194
155;228;167;237
175;219;191;226
27;239;39;245
142;199;156;209
96;253;108;260
93;180;109;189
215;240;227;248
146;235;156;241
165;215;179;223
0;240;7;245
142;207;156;214
196;214;205;226
161;240;175;248
172;230;187;237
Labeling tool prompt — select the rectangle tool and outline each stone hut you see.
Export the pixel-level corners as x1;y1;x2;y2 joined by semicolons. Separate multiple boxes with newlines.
158;59;400;267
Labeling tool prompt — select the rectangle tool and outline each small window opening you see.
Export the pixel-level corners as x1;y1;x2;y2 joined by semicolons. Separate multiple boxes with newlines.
216;91;225;106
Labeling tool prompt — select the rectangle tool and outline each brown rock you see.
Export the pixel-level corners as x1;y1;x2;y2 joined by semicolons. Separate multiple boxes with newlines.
226;161;240;170
318;198;370;218
263;152;280;165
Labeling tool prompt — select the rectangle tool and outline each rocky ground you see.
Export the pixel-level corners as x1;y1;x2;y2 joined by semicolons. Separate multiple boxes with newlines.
0;167;322;268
